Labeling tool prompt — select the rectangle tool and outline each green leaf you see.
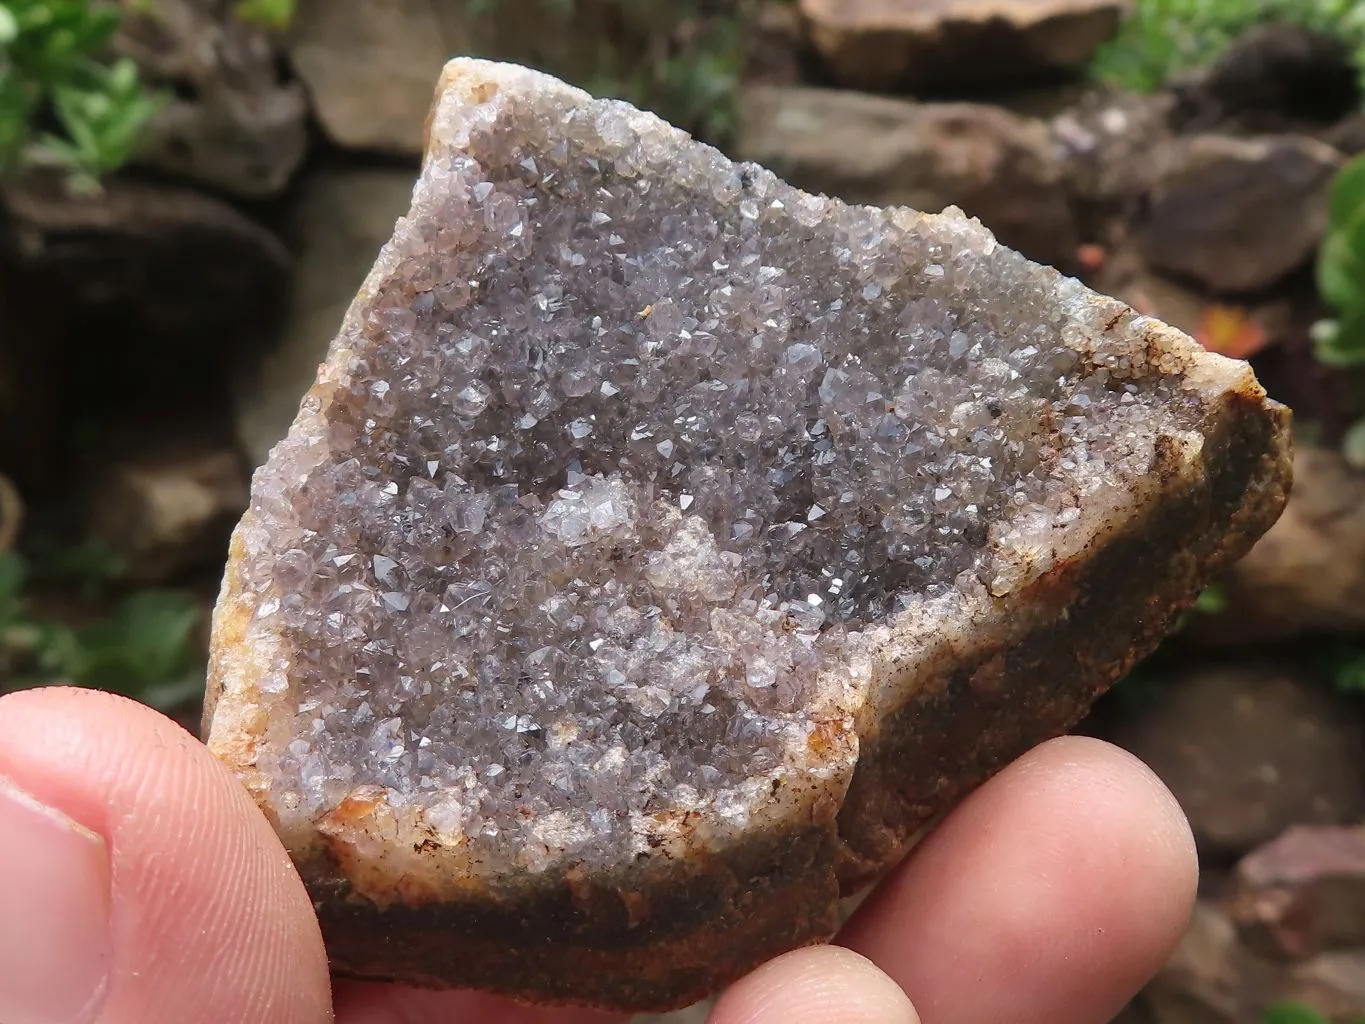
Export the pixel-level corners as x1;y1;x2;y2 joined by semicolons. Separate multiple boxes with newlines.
1;0;161;188
0;68;36;172
1262;1001;1332;1024
1316;335;1365;367
233;0;295;30
29;132;85;172
0;551;27;621
1089;0;1365;94
1193;584;1227;615
30;618;81;678
1311;317;1341;345
1314;638;1365;698
58;5;120;54
1344;416;1365;470
1319;346;1365;366
23;537;125;599
1331;155;1365;229
1317;297;1365;365
1339;201;1365;271
0;5;19;46
52;87;103;154
72;590;202;695
1318;231;1365;312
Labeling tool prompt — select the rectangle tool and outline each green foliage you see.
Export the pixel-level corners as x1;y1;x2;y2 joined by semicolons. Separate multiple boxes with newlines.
1314;154;1365;367
464;0;746;145
1263;1002;1365;1024
232;0;295;31
0;0;162;190
651;6;745;144
1091;0;1365;93
1319;638;1365;697
66;589;204;704
24;535;125;598
587;0;748;145
470;0;575;14
0;550;24;625
1262;1005;1328;1024
1191;582;1227;616
0;550;205;710
1342;415;1365;469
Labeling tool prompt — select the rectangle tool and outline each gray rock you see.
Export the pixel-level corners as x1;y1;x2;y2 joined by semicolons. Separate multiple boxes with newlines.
736;86;1078;268
116;0;309;198
1141;902;1249;1024
0;175;290;349
1139;901;1365;1023
1326;112;1365;157
1169;23;1361;135
1135;134;1341;294
1229;825;1365;961
1287;952;1365;1022
748;1;804;87
1112;664;1365;860
1193;446;1365;644
286;0;719;155
235;167;418;467
286;0;453;155
87;440;249;584
799;0;1126;94
1050;90;1177;211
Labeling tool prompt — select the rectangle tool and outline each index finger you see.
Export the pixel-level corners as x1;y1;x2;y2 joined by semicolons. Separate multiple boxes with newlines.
838;736;1197;1024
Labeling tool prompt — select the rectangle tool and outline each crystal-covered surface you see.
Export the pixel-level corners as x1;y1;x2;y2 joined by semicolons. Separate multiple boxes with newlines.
235;63;1189;873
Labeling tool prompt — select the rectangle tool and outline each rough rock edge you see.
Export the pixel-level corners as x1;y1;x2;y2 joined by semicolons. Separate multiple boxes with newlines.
203;59;1292;1012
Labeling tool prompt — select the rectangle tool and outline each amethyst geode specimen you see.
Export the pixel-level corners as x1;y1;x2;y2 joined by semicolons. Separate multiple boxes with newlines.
204;58;1291;1011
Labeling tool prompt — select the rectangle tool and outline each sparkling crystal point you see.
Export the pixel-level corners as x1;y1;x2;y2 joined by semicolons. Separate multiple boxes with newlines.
205;59;1291;1012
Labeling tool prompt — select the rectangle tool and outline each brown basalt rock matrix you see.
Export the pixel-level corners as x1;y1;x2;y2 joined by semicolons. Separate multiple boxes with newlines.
204;59;1292;1012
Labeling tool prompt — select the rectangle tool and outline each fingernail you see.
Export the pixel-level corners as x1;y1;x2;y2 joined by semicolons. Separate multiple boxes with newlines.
0;775;111;1024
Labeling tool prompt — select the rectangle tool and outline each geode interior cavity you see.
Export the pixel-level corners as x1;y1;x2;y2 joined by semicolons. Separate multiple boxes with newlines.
205;58;1292;1011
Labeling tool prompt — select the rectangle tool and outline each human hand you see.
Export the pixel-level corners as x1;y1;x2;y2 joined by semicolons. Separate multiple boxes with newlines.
0;686;1196;1024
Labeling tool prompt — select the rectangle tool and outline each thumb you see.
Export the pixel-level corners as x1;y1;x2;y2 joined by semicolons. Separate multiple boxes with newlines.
708;946;920;1024
0;686;332;1024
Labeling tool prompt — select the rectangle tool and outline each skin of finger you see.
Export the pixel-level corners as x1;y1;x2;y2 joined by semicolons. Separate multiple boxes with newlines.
707;946;919;1024
0;687;333;1024
838;735;1197;1024
334;981;626;1024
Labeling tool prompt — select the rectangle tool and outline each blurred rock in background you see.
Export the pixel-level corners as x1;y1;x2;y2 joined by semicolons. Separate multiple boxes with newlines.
86;438;249;585
736;86;1079;268
1110;663;1365;861
114;0;311;198
1135;134;1341;295
798;0;1127;94
234;165;418;466
1229;825;1365;961
1191;446;1365;645
289;0;746;154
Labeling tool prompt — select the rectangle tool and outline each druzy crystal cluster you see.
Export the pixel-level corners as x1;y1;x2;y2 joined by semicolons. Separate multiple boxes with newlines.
205;60;1290;1010
244;70;1178;857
